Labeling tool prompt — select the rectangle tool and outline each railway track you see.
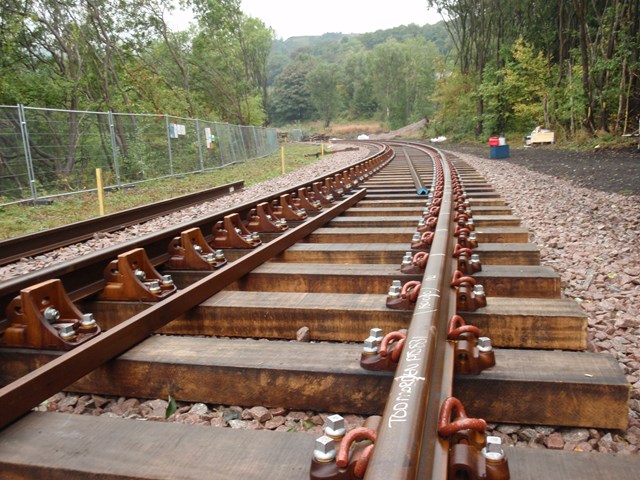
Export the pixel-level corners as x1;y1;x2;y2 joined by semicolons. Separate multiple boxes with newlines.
0;142;638;479
0;181;245;267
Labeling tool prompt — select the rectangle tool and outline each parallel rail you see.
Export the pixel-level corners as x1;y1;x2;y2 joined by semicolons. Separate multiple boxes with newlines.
0;181;244;267
0;143;636;479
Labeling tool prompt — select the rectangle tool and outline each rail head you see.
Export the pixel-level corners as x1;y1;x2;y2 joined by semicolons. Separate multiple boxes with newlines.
365;143;454;480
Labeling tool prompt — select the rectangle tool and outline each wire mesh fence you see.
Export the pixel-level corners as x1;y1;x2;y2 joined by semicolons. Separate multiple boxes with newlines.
0;105;278;206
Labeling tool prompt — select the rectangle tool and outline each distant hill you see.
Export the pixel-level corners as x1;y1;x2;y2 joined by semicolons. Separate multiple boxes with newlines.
267;22;451;86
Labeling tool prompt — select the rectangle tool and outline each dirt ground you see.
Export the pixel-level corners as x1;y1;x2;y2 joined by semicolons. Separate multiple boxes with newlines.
442;143;640;196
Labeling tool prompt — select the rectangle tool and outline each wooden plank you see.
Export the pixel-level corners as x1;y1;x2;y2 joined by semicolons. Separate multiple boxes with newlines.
227;263;421;293
471;215;521;227
0;342;626;428
0;412;316;480
474;243;540;265
462;297;587;350
305;227;414;243
0;337;391;414
357;200;425;207
273;242;407;264
273;243;540;265
474;265;561;298
327;217;529;243
82;292;410;341
343;207;422;216
506;446;640;480
220;264;559;299
469;198;506;207
475;227;529;243
329;216;420;228
466;192;501;198
454;349;629;429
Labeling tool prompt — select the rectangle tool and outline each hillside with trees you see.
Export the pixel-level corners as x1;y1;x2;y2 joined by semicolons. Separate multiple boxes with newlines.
1;0;637;142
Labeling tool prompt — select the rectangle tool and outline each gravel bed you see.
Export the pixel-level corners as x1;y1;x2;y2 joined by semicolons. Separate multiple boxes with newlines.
0;145;369;282
8;144;640;454
446;150;640;454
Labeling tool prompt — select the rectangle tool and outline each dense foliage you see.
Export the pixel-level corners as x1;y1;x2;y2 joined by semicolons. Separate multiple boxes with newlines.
1;0;638;140
0;0;272;124
428;0;640;140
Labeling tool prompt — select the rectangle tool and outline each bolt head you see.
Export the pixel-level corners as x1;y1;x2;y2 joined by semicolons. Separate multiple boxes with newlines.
134;269;146;281
478;336;493;352
148;281;161;294
325;414;345;437
81;313;97;327
58;323;77;340
44;307;60;322
314;435;337;462
482;436;505;461
162;275;174;286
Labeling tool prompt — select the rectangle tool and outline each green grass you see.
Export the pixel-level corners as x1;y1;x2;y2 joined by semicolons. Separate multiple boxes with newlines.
0;143;330;240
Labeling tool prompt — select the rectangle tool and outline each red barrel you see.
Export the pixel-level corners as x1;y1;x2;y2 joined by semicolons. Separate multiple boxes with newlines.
488;137;499;146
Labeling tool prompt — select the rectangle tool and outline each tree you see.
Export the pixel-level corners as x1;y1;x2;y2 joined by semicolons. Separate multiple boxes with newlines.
306;63;341;127
268;55;316;124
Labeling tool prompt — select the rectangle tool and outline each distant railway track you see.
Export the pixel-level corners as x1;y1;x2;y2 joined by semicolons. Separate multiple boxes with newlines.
0;181;244;267
0;142;638;479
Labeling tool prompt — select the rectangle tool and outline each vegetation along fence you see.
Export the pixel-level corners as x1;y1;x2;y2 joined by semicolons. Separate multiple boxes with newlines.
0;105;278;206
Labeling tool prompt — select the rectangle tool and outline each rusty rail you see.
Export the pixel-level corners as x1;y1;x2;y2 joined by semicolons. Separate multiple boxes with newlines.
0;145;392;330
0;189;369;430
0;181;244;266
366;145;454;479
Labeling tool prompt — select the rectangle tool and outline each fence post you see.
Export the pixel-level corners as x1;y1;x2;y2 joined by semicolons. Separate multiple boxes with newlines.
213;123;224;166
17;104;38;203
165;114;174;176
107;111;122;187
252;126;259;157
195;118;204;172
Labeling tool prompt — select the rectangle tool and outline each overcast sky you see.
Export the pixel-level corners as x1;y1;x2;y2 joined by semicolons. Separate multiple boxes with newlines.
240;0;442;39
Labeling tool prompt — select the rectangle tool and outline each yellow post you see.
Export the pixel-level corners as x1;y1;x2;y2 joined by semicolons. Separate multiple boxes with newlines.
280;145;286;174
321;143;324;156
95;168;105;216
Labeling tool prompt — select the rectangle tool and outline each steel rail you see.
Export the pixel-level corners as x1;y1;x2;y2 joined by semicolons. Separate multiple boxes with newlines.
366;144;454;479
398;144;429;195
0;145;393;330
0;188;368;430
0;181;245;267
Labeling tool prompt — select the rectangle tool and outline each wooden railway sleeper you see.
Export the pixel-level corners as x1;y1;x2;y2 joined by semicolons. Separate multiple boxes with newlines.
447;314;495;375
211;213;262;249
166;227;227;270
438;397;510;480
360;328;408;371
310;415;381;480
245;202;289;233
451;270;486;311
1;278;100;350
100;248;176;301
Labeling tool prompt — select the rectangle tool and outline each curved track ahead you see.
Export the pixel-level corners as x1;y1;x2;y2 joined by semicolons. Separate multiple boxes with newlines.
0;143;637;479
